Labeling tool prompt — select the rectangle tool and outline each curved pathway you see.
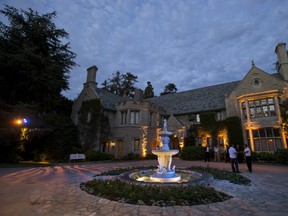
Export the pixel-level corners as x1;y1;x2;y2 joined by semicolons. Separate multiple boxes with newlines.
0;159;287;216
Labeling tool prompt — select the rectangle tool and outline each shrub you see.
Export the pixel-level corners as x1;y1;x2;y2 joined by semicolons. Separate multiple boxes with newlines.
179;146;205;160
251;151;258;162
144;154;157;160
81;179;231;206
274;149;288;164
189;166;251;186
85;150;114;161
257;152;275;162
121;152;141;160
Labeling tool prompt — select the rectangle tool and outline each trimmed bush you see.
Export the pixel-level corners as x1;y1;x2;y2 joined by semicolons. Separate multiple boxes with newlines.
82;179;231;206
179;146;205;161
85;150;114;161
121;152;141;160
251;151;258;162
274;149;288;164
257;152;275;162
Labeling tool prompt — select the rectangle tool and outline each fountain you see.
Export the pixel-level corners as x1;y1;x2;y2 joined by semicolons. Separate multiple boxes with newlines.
150;119;181;182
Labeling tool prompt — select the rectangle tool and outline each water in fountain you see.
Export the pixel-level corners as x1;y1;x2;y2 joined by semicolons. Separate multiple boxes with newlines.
150;119;181;182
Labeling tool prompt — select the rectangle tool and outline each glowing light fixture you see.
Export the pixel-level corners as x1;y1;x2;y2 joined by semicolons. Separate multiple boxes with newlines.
14;118;29;126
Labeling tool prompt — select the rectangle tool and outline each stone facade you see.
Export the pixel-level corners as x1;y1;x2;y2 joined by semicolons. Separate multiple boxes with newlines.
72;42;288;157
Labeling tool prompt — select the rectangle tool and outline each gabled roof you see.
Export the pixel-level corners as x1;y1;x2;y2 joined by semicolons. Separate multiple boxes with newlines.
232;66;288;97
95;88;124;111
146;81;239;115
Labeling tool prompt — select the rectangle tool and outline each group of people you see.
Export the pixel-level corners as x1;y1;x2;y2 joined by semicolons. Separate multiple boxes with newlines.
204;144;252;173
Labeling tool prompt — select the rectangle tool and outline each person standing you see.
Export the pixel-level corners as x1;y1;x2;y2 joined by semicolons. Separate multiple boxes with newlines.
244;144;252;173
214;145;220;162
228;144;240;173
204;145;210;162
225;145;230;163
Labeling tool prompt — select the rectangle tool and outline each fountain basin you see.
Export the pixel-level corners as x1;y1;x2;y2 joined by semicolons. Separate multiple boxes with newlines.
151;149;180;182
152;149;179;155
150;172;181;182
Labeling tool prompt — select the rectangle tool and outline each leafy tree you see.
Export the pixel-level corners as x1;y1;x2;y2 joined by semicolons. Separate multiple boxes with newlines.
160;83;177;96
101;71;138;98
0;5;76;112
0;6;78;163
143;81;154;98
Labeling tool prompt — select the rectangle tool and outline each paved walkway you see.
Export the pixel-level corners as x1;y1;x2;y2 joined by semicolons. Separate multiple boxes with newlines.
0;159;287;216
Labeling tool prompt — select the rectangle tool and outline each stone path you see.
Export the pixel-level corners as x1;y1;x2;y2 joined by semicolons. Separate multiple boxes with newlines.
0;159;288;216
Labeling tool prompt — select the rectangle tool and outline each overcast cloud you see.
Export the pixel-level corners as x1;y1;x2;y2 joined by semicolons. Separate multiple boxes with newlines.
1;0;288;99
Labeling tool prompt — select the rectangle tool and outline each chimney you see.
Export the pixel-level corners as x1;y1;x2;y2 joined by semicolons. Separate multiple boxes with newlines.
84;65;98;88
275;43;288;80
134;88;143;101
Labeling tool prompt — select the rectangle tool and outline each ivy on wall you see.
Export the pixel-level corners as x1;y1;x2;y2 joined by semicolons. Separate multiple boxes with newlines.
224;116;243;147
280;99;288;133
78;99;110;151
188;113;243;147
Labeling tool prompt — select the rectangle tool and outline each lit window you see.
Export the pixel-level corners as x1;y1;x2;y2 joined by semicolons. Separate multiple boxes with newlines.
263;106;269;116
134;138;140;150
269;105;276;116
250;107;256;118
196;114;200;123
250;128;283;151
216;111;226;121
244;98;277;119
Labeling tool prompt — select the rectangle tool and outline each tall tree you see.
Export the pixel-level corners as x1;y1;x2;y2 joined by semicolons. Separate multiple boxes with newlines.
0;5;76;112
160;83;177;96
143;81;154;98
101;71;138;98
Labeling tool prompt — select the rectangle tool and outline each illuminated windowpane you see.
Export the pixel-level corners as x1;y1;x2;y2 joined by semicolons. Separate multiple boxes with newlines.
251;127;283;151
250;108;256;118
263;106;269;116
246;98;277;118
269;105;276;116
196;114;200;123
134;138;140;150
268;98;274;104
256;106;262;117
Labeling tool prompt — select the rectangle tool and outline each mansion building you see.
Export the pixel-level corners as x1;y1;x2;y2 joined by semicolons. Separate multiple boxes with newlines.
72;42;288;158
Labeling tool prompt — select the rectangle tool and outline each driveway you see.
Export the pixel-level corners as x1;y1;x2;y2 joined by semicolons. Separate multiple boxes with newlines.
0;159;287;216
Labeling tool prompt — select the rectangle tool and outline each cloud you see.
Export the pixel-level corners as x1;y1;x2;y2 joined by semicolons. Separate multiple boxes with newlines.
1;0;288;99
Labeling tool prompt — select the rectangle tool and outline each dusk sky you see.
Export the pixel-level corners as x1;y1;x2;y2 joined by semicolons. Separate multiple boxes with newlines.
1;0;288;100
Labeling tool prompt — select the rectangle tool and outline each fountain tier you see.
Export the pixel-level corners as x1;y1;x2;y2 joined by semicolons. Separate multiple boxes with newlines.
150;119;181;182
